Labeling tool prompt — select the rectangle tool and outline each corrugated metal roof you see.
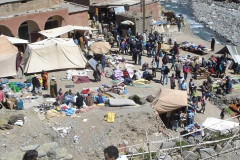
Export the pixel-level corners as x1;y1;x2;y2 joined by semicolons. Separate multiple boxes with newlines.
0;0;25;5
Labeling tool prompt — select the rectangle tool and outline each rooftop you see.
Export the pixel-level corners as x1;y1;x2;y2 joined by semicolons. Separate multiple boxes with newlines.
53;2;89;14
117;11;152;19
91;0;155;7
0;0;26;5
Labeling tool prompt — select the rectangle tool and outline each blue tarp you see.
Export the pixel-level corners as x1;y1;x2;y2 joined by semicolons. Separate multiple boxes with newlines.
153;21;167;25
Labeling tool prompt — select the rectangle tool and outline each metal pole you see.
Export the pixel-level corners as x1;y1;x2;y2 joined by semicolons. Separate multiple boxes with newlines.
143;0;145;32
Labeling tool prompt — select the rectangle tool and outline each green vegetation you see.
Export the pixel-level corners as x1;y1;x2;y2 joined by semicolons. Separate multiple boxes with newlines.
225;107;233;115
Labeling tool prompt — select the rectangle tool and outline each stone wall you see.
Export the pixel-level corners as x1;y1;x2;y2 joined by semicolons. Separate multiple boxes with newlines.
191;0;240;45
0;0;64;17
128;1;160;20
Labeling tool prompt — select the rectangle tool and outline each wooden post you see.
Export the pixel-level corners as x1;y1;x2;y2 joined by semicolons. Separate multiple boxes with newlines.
146;131;152;160
180;137;182;154
143;0;145;32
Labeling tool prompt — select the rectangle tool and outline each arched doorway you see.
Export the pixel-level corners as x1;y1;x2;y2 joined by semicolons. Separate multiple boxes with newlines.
18;20;40;42
44;15;66;30
0;25;13;36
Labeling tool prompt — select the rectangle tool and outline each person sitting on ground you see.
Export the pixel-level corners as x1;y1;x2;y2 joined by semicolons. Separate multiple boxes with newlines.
225;79;232;94
98;86;112;93
123;69;129;78
76;92;83;109
97;93;104;104
208;66;215;76
132;70;141;80
142;62;149;71
22;150;38;160
32;74;41;93
0;86;5;109
143;70;149;79
86;93;93;106
104;146;119;160
202;57;207;68
123;74;133;85
5;94;16;110
58;88;63;96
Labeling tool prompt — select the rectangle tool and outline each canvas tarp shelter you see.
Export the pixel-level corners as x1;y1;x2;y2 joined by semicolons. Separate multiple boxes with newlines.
20;38;87;74
202;117;239;132
0;35;29;44
216;45;240;64
39;25;98;38
0;37;18;77
152;88;187;114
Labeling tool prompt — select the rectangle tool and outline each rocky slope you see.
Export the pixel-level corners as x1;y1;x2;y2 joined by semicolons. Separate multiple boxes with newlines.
191;0;240;45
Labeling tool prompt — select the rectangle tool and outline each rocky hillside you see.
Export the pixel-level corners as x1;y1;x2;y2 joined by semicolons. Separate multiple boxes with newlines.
191;0;240;45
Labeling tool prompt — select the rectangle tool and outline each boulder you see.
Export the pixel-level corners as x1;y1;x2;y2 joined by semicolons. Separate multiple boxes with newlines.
60;154;73;160
37;142;58;158
55;147;68;159
233;140;240;147
187;136;196;144
197;148;216;159
47;150;56;159
222;143;232;151
20;144;40;152
159;142;175;149
214;144;222;152
126;147;138;154
1;150;25;160
146;95;155;102
182;151;199;160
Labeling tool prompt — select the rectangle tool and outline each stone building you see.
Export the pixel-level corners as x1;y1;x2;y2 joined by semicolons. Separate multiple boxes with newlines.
66;0;160;22
116;12;152;36
0;0;89;42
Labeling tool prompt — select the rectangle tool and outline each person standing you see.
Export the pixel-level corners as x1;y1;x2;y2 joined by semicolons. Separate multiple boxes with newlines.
166;111;172;128
41;70;48;90
121;40;126;55
160;64;165;84
187;110;195;125
151;58;157;78
162;53;168;65
163;65;170;85
79;36;84;49
109;34;114;47
133;48;138;65
175;60;181;79
189;79;194;95
127;28;132;37
50;76;57;98
138;51;142;65
172;112;180;131
146;42;151;57
178;22;181;32
192;86;198;102
96;61;102;82
180;80;187;91
170;50;176;70
183;63;190;80
200;94;206;114
220;108;225;119
170;73;176;89
202;58;207;68
155;53;160;69
211;37;215;51
116;33;120;48
76;92;84;109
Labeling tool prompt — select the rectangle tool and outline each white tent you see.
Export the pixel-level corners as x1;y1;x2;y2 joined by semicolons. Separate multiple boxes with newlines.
202;117;239;132
0;34;29;44
0;36;18;77
20;38;87;73
39;25;98;38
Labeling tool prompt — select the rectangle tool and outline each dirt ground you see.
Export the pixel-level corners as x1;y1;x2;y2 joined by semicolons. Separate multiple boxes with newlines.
0;25;239;160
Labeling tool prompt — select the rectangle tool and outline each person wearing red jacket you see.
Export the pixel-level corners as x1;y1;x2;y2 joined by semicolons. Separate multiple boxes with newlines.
183;63;190;80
